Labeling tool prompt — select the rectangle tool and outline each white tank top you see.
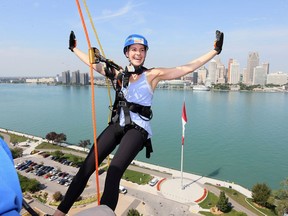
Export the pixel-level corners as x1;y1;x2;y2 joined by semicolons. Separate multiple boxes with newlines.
119;72;153;138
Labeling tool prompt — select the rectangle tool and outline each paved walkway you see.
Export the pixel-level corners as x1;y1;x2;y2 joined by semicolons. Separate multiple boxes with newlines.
131;160;252;198
1;128;254;215
159;178;206;203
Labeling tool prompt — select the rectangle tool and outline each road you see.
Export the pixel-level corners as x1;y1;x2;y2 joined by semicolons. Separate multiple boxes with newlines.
3;132;257;216
15;154;199;216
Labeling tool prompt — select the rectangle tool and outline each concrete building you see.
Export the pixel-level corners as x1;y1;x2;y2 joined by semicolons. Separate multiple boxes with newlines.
227;58;233;83
229;60;240;84
26;77;55;83
80;73;89;85
71;70;80;84
62;70;70;84
192;71;198;84
197;66;208;84
267;72;288;85
244;52;259;85
208;59;217;84
217;63;226;84
262;62;270;75
253;66;266;86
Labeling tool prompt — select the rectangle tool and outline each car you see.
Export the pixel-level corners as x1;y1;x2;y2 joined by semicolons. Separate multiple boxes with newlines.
64;180;71;187
119;185;127;194
149;177;159;186
49;175;58;181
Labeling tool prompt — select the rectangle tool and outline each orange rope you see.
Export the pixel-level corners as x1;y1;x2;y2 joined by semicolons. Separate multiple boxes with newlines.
75;0;100;205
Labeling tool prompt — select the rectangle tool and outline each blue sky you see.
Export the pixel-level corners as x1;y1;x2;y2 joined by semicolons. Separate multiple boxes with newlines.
1;0;288;77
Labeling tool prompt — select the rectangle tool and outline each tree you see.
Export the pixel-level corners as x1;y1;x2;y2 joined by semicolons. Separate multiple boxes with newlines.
79;139;91;152
54;150;64;159
252;183;271;207
18;174;41;193
127;208;143;216
216;191;231;213
45;132;67;145
10;147;23;158
275;178;288;216
55;133;67;144
53;191;63;202
45;132;57;141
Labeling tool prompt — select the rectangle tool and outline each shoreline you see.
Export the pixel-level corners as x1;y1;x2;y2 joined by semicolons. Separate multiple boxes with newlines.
1;82;288;93
1;127;252;198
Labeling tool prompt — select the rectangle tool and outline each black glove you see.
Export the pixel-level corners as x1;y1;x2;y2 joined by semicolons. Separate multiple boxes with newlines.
104;66;116;80
69;31;77;52
214;30;224;54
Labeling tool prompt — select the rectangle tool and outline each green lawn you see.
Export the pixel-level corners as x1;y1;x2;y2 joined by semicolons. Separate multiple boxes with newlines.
122;169;152;185
199;184;277;216
6;133;29;143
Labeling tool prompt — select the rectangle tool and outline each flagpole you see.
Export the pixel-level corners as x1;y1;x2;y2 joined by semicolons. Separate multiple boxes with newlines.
181;140;184;190
181;98;187;190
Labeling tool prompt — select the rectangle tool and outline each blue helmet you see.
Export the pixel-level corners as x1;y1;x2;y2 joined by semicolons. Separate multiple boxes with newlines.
123;34;149;54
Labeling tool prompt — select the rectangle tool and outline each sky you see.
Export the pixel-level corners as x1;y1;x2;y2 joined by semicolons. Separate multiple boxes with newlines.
1;0;288;77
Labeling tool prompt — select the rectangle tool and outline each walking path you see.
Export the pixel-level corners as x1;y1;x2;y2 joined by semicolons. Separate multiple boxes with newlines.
1;128;254;215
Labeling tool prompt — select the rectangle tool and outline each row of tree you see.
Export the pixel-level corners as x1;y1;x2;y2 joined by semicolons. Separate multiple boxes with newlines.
45;132;67;144
44;131;287;215
252;182;288;216
212;181;288;216
45;132;91;151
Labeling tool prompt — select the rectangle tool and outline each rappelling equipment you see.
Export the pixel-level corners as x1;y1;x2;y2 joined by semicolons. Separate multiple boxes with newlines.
88;45;154;158
75;0;101;204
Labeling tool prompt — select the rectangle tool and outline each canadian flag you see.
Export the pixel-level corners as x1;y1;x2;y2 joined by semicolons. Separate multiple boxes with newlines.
182;102;187;145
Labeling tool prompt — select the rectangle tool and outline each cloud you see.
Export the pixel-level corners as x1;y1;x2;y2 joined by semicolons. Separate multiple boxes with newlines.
94;1;145;22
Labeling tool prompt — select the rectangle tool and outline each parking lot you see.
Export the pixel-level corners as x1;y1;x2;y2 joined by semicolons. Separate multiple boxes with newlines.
14;153;101;196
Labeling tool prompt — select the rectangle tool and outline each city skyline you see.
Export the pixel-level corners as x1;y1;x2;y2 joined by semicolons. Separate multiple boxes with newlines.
1;1;288;77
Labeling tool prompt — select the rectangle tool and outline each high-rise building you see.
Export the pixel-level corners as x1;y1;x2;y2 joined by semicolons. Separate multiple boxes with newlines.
192;71;198;84
227;58;233;83
197;66;208;84
62;70;70;84
245;52;259;85
242;68;247;83
217;64;226;84
71;70;80;84
229;60;240;84
213;58;225;84
253;66;266;85
208;59;217;84
262;62;270;74
80;73;89;85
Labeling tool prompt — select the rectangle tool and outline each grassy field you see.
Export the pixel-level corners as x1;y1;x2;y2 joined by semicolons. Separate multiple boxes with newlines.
198;184;277;216
4;131;279;215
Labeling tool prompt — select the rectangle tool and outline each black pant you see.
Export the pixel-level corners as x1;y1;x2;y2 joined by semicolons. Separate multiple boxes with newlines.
57;123;146;213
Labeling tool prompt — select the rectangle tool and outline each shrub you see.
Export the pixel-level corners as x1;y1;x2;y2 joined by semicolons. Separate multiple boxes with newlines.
53;191;63;202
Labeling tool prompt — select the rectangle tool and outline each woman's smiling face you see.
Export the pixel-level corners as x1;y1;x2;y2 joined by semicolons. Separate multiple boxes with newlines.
125;44;147;67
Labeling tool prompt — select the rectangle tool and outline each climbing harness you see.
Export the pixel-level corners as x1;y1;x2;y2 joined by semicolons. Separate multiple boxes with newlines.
90;47;154;157
109;65;154;158
89;48;153;125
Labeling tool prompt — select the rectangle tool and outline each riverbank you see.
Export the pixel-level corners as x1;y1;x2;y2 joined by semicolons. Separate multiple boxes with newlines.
3;127;268;215
1;126;252;198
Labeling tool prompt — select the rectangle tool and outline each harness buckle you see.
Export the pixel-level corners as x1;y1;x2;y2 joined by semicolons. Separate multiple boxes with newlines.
118;101;127;107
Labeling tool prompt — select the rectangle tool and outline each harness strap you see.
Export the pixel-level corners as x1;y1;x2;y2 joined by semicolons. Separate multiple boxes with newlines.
126;102;152;119
119;101;132;125
124;122;153;158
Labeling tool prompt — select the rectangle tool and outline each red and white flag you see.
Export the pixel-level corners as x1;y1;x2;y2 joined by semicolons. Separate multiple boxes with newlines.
181;102;187;145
